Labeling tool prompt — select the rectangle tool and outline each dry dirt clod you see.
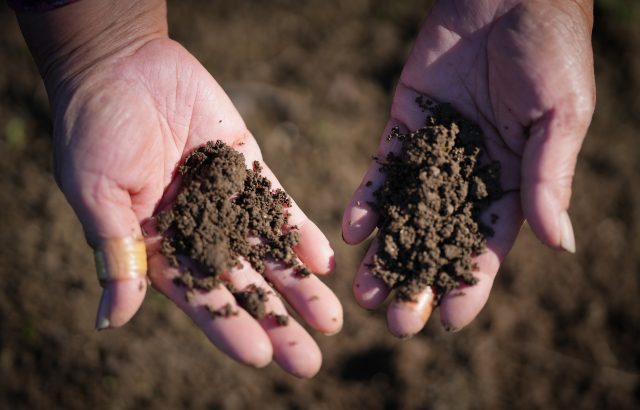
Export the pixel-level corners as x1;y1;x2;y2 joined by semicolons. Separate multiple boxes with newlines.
372;100;503;304
156;140;304;323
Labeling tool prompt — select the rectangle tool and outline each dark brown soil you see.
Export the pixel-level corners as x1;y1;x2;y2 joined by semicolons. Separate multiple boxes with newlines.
206;303;239;319
232;285;269;319
156;140;302;321
1;2;639;409
372;100;502;302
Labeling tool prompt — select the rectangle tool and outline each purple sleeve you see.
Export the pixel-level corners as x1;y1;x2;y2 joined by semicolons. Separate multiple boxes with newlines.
7;0;80;12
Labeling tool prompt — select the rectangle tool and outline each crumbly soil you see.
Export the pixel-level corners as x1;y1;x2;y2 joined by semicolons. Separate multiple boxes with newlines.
372;100;502;303
155;140;302;321
2;3;639;409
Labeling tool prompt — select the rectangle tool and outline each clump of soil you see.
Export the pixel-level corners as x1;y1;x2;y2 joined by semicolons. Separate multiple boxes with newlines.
233;285;269;319
372;98;502;303
206;303;238;319
156;140;302;323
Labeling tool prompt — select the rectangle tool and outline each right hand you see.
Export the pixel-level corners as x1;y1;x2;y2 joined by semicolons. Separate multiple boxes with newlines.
20;1;342;378
342;0;595;337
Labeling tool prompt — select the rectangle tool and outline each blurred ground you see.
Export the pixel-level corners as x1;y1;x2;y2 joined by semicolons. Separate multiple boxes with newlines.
1;1;639;409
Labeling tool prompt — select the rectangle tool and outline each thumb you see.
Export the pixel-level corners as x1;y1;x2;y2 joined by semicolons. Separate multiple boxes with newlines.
60;171;148;330
521;107;592;253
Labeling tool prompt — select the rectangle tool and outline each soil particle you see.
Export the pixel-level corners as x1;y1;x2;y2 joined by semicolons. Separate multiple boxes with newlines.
372;100;502;304
156;140;303;323
233;285;269;319
206;303;239;319
294;266;312;278
271;313;290;326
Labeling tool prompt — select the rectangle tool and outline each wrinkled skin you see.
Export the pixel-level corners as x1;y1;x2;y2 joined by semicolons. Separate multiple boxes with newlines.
52;38;342;378
343;0;595;336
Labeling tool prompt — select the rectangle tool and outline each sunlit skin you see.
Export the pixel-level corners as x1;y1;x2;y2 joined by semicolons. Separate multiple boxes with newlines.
18;1;341;378
16;0;595;377
343;0;595;336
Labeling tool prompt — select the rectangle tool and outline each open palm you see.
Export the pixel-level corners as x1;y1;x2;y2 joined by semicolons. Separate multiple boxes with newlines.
342;0;594;336
53;39;342;377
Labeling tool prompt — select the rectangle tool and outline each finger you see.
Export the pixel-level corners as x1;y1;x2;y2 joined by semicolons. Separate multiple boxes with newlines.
94;238;148;329
386;287;435;339
263;259;343;335
341;120;403;245
237;138;335;275
258;163;335;275
352;238;390;309
341;86;431;245
147;253;273;368
60;173;148;330
222;261;322;378
521;109;592;253
439;192;523;331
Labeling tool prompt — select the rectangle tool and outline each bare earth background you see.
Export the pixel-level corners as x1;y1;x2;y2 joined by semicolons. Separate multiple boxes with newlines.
1;1;639;409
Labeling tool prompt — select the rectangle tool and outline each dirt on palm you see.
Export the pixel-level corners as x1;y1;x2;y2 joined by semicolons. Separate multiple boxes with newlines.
156;140;307;319
1;1;639;410
372;100;502;302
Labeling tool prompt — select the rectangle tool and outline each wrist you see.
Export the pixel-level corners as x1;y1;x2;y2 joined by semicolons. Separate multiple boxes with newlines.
16;0;168;101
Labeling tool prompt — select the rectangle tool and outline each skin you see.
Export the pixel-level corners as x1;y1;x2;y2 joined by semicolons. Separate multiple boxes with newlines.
15;0;594;374
17;0;342;378
342;0;595;337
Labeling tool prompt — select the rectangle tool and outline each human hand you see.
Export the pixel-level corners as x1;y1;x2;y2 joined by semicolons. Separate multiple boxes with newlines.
342;0;595;337
18;0;341;378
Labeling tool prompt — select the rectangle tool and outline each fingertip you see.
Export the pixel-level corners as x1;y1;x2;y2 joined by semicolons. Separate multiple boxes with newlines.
318;293;344;336
559;210;576;253
353;271;389;310
352;239;389;309
341;197;377;245
283;346;322;379
268;318;323;378
386;288;434;339
198;307;275;369
263;260;343;335
439;276;494;332
521;112;581;254
203;312;275;369
293;346;322;378
310;291;344;335
96;277;147;330
522;185;564;250
242;337;273;369
294;221;335;275
217;319;273;368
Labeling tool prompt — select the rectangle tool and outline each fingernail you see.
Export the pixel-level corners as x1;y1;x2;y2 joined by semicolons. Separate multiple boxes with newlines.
559;211;576;253
387;288;434;338
95;287;112;331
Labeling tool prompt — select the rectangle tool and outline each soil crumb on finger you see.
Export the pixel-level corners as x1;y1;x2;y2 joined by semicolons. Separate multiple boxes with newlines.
156;140;304;322
233;285;269;319
206;303;239;319
372;99;503;304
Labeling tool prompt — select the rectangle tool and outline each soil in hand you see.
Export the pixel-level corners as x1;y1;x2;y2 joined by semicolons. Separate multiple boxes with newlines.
372;99;503;303
156;140;304;322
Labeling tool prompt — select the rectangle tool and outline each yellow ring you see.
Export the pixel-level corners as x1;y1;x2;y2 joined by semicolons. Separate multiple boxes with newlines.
94;237;147;282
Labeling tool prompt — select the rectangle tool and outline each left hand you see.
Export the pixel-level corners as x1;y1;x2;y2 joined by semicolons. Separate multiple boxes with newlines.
342;0;595;337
